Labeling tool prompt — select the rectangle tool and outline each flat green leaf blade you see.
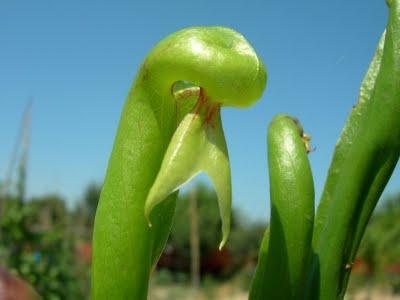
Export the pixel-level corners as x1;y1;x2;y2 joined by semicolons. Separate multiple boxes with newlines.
309;1;400;298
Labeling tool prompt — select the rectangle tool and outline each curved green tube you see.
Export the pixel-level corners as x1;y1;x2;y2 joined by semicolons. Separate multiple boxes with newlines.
91;27;266;299
249;115;314;300
308;1;400;298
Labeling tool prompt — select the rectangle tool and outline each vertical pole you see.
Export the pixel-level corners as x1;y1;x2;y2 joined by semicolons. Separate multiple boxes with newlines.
18;101;32;203
189;188;200;289
0;100;32;213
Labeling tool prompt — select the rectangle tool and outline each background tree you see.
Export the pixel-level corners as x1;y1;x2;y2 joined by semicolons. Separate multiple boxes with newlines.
358;193;400;284
163;183;266;278
0;194;84;299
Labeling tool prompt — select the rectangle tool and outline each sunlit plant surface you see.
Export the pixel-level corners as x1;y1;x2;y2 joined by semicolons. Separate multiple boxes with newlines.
91;1;400;299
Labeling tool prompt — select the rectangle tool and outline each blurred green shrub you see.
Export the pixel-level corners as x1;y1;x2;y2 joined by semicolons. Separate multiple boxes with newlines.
0;196;83;300
357;193;400;289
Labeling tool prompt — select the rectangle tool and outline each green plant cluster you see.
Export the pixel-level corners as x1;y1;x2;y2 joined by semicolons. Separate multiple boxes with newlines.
251;2;400;299
90;1;399;299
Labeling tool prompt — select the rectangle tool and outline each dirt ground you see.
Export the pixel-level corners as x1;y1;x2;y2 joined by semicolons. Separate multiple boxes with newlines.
149;284;400;300
345;290;400;300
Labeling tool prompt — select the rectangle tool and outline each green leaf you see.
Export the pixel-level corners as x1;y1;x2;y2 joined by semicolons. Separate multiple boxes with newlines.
249;115;314;300
145;92;231;249
308;1;400;298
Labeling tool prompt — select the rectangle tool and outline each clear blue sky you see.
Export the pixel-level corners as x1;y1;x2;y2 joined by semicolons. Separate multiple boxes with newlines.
1;0;398;221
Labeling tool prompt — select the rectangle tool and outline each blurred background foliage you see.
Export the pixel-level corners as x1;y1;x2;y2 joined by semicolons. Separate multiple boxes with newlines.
0;180;399;299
